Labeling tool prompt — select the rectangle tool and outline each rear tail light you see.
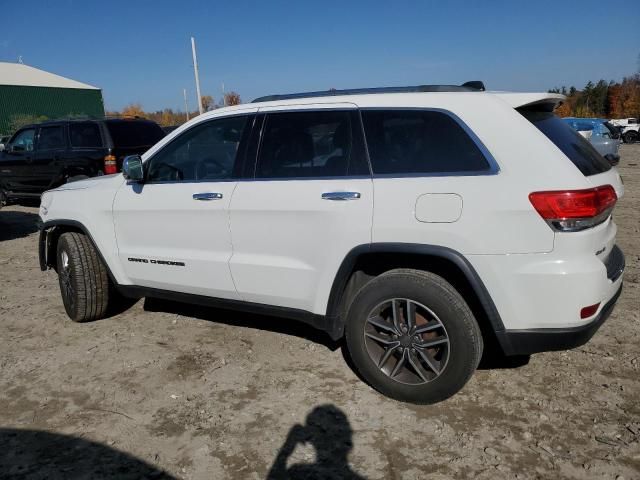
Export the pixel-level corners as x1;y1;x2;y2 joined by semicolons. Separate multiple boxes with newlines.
529;185;617;232
580;303;600;319
104;154;117;174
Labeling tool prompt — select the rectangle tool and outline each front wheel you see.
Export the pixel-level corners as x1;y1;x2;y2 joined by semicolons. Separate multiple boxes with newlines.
56;232;112;321
345;269;483;404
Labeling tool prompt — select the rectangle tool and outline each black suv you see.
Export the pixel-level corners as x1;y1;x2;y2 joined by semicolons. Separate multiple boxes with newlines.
0;118;165;205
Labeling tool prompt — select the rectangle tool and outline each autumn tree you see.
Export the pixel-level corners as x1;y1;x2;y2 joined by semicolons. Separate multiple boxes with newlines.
607;84;624;118
121;103;145;117
619;75;640;119
224;91;242;106
554;101;573;117
201;95;214;111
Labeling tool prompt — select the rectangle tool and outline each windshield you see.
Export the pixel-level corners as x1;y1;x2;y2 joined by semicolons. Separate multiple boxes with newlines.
520;110;611;176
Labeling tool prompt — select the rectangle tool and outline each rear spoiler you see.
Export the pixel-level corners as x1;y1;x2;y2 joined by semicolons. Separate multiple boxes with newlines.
493;93;565;112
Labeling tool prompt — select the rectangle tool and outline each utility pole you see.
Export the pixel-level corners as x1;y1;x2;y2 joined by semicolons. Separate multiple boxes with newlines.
221;82;225;106
191;36;203;115
183;88;190;121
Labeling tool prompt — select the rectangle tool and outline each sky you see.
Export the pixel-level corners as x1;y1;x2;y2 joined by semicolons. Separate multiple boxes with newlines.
1;0;639;112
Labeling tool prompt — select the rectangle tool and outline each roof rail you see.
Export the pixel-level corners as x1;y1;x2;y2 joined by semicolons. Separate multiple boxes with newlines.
252;81;486;103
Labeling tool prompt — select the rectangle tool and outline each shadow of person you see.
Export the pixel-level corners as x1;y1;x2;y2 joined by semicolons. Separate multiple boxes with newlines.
267;405;367;480
0;428;175;479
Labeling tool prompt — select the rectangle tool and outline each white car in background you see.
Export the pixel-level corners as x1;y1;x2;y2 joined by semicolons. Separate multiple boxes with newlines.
609;117;639;143
37;82;625;404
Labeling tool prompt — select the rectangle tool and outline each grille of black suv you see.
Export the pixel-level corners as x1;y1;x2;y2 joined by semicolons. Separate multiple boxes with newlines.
605;245;624;282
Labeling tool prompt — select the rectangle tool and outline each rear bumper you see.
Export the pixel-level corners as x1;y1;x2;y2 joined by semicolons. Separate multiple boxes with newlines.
496;283;623;355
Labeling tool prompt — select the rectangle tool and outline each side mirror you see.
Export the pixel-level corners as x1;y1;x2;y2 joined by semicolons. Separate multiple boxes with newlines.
11;144;25;153
122;155;144;182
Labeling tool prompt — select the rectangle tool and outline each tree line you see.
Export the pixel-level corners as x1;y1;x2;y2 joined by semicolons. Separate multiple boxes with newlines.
549;74;640;119
107;91;242;127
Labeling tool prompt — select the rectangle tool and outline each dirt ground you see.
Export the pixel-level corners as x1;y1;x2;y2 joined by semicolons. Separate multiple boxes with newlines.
1;146;639;480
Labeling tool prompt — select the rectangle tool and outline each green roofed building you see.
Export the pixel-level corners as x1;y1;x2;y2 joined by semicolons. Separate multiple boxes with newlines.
0;62;104;135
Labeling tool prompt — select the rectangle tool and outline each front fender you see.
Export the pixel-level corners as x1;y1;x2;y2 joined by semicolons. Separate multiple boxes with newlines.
38;219;120;285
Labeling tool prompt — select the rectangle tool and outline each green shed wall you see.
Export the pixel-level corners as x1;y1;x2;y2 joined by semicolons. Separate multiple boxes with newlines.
0;85;104;135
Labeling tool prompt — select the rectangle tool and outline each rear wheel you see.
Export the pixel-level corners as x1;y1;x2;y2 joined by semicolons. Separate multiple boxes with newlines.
623;131;638;143
56;232;112;322
345;269;483;404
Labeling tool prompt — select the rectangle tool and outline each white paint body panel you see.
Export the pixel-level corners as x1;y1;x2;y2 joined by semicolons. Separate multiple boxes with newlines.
414;193;462;223
228;178;373;313
112;180;240;298
39;174;129;284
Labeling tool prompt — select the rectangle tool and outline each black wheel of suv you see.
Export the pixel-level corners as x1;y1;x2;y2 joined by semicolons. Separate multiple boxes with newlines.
56;232;112;322
623;131;638;144
345;269;483;404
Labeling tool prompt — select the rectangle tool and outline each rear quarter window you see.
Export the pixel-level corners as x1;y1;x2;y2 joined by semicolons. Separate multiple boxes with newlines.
361;109;492;175
105;121;165;148
520;110;611;176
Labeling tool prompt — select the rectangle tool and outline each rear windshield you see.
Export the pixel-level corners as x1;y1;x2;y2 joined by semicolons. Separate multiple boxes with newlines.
105;121;165;148
519;110;611;176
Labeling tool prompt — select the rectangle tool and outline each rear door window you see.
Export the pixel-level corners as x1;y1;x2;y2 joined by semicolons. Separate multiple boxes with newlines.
256;110;369;178
105;121;165;148
361;110;492;175
69;122;103;148
520;110;611;176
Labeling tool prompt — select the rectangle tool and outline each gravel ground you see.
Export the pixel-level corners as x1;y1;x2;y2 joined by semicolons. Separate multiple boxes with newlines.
0;145;639;480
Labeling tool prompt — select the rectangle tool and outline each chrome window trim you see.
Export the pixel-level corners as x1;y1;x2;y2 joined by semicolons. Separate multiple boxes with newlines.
141;106;500;185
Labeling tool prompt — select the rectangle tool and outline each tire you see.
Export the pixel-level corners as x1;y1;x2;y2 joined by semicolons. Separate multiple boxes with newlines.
345;269;483;404
56;232;111;322
623;131;638;144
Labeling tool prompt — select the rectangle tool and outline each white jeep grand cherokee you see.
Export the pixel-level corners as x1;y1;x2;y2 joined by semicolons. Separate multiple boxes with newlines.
38;82;625;404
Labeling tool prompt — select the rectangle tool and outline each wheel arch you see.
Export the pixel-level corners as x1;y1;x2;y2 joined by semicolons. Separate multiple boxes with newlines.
326;243;506;345
39;219;118;285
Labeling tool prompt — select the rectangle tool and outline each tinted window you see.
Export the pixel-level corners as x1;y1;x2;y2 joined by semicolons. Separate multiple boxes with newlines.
106;121;165;148
10;128;35;152
70;122;103;148
256;110;368;178
38;126;65;149
147;115;248;182
361;110;491;175
520;110;611;176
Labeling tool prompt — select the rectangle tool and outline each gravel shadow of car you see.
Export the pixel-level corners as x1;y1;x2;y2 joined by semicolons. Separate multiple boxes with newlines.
0;209;39;242
0;428;175;479
143;298;341;351
143;298;530;371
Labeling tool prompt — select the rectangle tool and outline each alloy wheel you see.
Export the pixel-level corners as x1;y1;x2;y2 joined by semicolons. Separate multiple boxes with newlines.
363;298;450;385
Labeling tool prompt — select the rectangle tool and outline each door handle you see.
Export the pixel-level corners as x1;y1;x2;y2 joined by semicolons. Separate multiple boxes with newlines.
193;192;223;201
321;191;361;201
